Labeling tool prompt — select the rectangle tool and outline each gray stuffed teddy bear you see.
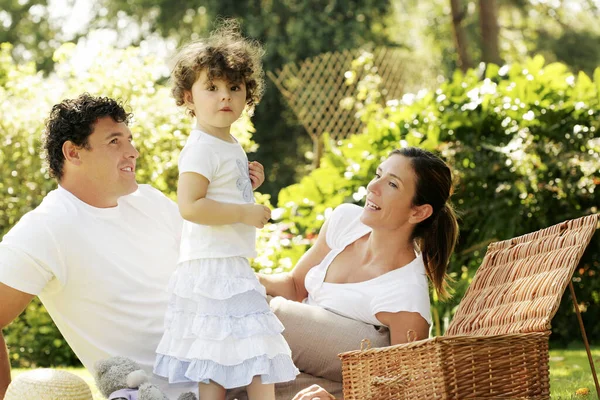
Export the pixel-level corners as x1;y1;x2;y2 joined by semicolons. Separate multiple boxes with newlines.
94;356;197;400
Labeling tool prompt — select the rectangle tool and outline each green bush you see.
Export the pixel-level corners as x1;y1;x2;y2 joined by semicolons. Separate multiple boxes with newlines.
0;42;258;367
267;55;600;341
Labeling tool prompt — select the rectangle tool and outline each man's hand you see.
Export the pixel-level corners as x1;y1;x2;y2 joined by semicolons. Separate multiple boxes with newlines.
291;384;336;400
248;161;265;190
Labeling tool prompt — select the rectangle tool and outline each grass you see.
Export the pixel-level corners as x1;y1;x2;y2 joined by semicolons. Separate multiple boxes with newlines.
550;347;600;400
11;347;600;399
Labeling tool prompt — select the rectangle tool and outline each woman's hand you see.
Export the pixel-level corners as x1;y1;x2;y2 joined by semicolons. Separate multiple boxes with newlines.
291;384;336;400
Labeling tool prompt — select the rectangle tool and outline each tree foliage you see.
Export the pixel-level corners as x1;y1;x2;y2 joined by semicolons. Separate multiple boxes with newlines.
400;0;600;78
0;0;85;72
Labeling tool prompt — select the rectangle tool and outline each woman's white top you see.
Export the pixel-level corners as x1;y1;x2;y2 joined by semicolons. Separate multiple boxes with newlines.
177;129;256;262
304;204;432;327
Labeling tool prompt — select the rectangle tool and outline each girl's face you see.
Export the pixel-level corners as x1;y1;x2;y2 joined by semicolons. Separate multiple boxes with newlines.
185;69;247;137
361;154;431;231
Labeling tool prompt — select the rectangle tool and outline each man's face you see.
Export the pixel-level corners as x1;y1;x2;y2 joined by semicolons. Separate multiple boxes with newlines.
77;116;139;205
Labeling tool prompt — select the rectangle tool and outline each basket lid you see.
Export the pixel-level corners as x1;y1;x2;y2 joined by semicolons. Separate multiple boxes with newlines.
446;214;598;336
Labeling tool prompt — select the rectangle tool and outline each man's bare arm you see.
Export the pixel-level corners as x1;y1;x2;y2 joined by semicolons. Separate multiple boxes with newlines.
0;282;35;399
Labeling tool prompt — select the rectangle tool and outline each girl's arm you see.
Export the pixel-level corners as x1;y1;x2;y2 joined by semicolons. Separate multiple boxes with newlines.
258;219;332;302
375;311;430;345
178;172;270;227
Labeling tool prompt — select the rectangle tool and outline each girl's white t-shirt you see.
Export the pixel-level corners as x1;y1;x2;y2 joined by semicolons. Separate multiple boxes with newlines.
178;129;257;262
304;204;433;327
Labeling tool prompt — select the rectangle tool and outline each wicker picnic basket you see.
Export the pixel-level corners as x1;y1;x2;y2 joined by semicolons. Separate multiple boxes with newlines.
339;214;599;400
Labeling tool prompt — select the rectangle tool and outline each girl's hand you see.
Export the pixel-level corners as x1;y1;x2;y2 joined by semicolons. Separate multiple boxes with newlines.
241;204;271;228
248;161;265;190
291;385;336;400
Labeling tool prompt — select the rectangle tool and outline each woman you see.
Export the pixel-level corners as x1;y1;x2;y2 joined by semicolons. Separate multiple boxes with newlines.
261;147;458;344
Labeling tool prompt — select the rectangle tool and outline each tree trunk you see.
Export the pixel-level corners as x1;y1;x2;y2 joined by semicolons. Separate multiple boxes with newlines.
479;0;503;65
450;0;473;72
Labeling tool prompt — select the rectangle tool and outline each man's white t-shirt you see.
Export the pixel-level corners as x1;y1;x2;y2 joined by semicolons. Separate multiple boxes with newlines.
0;185;197;398
178;129;256;262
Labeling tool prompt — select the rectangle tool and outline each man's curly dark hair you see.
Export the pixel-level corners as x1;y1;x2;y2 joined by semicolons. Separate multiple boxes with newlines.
43;93;132;180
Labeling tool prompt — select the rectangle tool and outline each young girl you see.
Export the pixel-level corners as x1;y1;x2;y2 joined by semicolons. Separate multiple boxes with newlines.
153;22;299;400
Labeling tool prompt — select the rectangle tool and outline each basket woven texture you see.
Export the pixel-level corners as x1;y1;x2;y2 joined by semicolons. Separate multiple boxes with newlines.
5;369;93;400
339;214;599;400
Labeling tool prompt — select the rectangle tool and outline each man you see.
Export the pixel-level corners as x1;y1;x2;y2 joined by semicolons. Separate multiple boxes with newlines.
0;93;206;398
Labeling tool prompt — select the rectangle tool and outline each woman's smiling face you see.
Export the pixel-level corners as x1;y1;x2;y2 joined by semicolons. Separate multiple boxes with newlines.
361;154;429;231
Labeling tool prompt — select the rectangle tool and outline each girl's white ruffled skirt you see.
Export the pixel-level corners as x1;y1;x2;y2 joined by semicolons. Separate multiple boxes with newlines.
153;257;299;389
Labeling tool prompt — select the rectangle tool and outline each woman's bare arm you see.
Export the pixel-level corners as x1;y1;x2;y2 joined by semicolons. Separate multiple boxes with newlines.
258;219;332;302
376;311;430;345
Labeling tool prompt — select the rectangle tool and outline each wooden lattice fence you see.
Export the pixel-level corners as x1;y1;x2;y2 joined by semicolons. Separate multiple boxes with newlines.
267;47;418;167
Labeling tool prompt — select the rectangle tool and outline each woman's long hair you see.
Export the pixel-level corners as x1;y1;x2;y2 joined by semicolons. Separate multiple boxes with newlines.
391;148;459;300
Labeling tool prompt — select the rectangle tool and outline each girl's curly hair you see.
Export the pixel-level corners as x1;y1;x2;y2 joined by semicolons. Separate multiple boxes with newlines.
170;19;265;116
44;93;131;180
